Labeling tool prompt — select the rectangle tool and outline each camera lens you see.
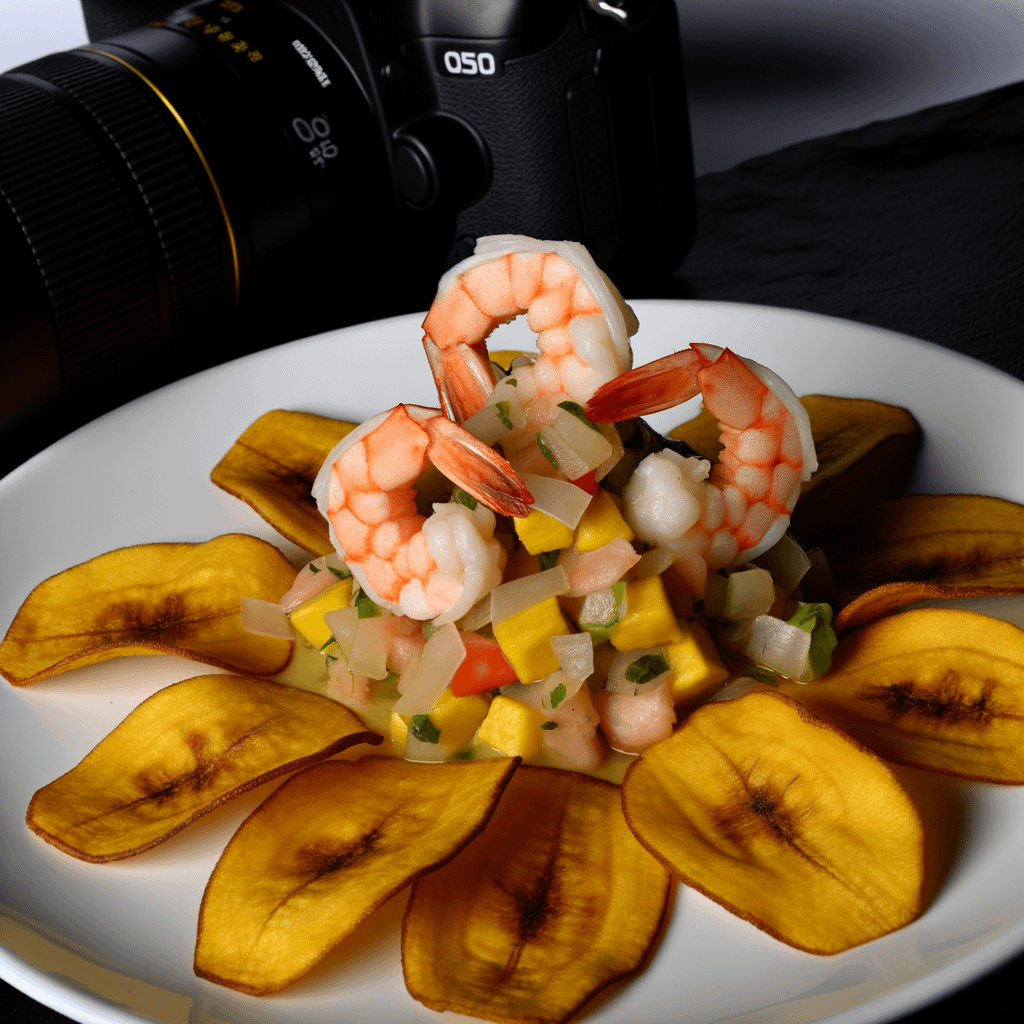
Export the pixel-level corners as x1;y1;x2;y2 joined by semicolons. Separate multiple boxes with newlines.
0;0;402;457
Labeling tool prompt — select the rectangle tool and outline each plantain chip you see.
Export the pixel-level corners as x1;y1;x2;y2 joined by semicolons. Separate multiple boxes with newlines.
621;689;924;955
669;395;921;541
26;674;381;862
0;535;296;686
210;409;357;555
834;580;1024;633
402;764;671;1024
780;608;1024;783
819;494;1024;610
194;755;520;995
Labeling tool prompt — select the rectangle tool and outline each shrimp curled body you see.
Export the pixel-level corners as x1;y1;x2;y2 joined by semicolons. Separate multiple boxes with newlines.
422;235;639;425
311;404;533;623
586;344;818;596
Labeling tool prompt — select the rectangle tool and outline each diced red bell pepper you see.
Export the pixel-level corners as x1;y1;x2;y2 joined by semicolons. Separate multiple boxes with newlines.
450;632;519;696
571;469;599;496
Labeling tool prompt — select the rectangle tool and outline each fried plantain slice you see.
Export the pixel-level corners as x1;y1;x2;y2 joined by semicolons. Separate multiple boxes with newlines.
820;494;1024;610
669;394;921;542
0;535;295;686
621;689;923;955
26;674;380;862
402;764;671;1024
194;755;520;995
210;409;357;554
780;608;1024;783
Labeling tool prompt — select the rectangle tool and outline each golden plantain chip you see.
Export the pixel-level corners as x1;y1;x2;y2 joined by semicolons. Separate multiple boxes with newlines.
402;764;671;1024
819;493;1024;609
669;395;921;542
780;608;1024;783
0;535;296;686
621;689;924;955
26;674;380;862
210;409;357;554
194;755;520;995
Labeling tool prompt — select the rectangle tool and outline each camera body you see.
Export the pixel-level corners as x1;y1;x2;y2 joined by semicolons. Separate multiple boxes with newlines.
0;0;694;463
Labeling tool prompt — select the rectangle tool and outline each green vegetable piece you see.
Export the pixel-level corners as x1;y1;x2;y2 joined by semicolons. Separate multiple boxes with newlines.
536;432;559;470
626;653;671;686
355;589;382;619
495;402;514;430
308;561;322;574
539;721;558;731
557;400;599;431
741;663;778;686
579;582;627;643
787;602;838;680
548;681;567;709
455;749;475;760
537;550;560;571
409;715;441;744
452;488;479;511
319;635;337;652
327;564;351;580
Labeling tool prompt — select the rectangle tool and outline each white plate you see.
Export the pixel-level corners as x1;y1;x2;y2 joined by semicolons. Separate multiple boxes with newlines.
3;300;1024;1024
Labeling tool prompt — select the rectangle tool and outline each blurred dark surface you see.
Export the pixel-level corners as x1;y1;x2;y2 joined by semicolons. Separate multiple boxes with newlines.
3;72;1024;1024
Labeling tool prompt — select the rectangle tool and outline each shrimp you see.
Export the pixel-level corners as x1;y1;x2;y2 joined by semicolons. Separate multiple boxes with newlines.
422;234;639;424
585;343;817;596
311;404;533;624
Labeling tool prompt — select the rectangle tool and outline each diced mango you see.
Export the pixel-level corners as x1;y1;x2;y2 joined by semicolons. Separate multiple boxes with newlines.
288;579;353;648
611;576;684;651
493;596;572;683
664;621;729;709
513;509;575;555
475;695;548;760
574;489;634;553
391;688;492;755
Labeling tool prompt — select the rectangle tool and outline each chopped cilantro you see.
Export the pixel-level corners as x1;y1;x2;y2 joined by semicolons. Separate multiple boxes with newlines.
354;589;382;618
319;635;336;652
548;681;567;709
452;488;479;510
536;432;559;469
506;376;518;387
308;561;321;573
327;564;351;580
626;652;671;686
422;620;434;639
540;720;558;730
409;714;441;744
741;664;778;686
495;401;513;430
537;550;560;571
557;400;598;430
455;749;475;760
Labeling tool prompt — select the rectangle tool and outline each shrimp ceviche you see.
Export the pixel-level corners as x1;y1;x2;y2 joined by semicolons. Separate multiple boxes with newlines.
6;234;1024;1024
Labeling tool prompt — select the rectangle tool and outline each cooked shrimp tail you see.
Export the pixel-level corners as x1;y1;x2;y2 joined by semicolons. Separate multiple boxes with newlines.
312;404;533;622
422;234;638;423
585;344;817;595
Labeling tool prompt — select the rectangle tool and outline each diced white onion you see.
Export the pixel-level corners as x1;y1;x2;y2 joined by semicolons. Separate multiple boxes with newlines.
753;534;811;596
550;632;594;680
462;388;526;445
593;421;625;482
490;564;569;625
241;597;293;639
743;615;811;679
501;668;585;713
704;567;775;620
547;409;613;472
537;427;590;481
392;622;466;714
323;606;359;660
350;617;390;679
605;647;670;695
456;594;492;632
631;546;675;579
404;733;449;762
518;473;593;528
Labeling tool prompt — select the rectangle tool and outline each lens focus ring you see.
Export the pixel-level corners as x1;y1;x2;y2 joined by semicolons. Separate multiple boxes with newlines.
0;50;232;400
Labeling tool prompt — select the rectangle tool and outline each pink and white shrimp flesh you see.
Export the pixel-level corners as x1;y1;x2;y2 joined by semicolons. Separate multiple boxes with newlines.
585;343;817;597
422;234;639;424
311;404;533;623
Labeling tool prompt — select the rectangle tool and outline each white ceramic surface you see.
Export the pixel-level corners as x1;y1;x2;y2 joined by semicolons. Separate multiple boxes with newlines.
3;300;1024;1024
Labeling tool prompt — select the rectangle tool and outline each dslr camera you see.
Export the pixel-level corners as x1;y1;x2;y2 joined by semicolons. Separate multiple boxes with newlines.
0;0;695;462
